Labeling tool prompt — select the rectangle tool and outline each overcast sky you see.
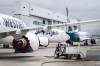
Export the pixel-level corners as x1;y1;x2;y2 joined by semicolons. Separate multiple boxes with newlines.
0;0;100;21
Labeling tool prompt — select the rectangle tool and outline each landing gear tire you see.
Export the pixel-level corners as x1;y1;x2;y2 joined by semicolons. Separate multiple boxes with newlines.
84;40;88;46
66;40;73;46
7;45;9;48
76;54;81;59
64;54;68;59
90;39;96;44
84;43;88;46
3;45;5;48
3;45;9;48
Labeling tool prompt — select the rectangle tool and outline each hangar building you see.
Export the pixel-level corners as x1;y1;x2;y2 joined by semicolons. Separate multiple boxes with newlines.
0;1;73;31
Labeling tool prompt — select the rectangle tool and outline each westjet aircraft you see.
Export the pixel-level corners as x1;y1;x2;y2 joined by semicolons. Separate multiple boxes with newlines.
0;13;70;53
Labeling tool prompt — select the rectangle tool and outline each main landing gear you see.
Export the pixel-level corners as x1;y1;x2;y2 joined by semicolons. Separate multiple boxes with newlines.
66;40;73;46
84;39;96;46
3;44;9;48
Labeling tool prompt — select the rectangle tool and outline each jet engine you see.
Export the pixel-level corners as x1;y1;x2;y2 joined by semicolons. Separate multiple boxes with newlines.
39;37;49;47
12;32;39;53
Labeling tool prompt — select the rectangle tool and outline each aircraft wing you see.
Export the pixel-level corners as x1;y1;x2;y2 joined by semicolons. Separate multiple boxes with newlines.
1;19;99;38
66;19;100;26
47;24;67;27
44;19;100;31
0;26;44;39
0;24;68;38
47;23;78;28
81;19;100;24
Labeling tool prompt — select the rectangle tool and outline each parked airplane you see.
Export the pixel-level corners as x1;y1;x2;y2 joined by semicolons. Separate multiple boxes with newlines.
66;31;96;45
34;29;70;47
44;19;98;46
65;20;99;45
0;13;70;53
30;19;98;46
35;19;99;46
64;8;97;45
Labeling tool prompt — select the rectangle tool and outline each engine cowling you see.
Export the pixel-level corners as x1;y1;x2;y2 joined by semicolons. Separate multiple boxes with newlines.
12;32;39;53
39;37;49;47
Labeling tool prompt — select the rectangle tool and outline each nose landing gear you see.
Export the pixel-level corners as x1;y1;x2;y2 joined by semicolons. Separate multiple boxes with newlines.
66;40;73;46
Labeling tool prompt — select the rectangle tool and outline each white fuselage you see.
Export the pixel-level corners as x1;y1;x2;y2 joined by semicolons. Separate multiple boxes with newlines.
37;29;70;43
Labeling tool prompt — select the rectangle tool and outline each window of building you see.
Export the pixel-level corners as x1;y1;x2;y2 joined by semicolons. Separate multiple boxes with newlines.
43;19;45;25
54;21;55;24
68;26;72;31
58;21;59;24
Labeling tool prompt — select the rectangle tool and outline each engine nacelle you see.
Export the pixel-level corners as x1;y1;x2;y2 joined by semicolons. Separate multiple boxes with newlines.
12;32;39;53
39;37;49;47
